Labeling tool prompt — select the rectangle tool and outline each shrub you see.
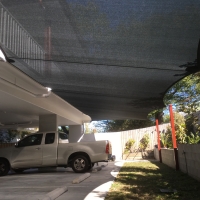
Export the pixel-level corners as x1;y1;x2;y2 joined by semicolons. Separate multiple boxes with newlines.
139;134;149;151
124;138;135;153
186;132;200;144
160;132;169;148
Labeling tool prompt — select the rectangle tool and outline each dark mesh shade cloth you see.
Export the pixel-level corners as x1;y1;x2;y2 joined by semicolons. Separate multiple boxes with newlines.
0;0;200;120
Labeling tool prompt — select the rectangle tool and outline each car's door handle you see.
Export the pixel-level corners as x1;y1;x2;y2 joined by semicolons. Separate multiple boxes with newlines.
35;147;40;150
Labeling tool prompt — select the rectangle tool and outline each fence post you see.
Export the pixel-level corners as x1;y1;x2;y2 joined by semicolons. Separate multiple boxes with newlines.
169;104;179;170
156;119;162;163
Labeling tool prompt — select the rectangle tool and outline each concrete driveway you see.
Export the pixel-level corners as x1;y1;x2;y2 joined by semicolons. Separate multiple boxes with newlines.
0;161;123;200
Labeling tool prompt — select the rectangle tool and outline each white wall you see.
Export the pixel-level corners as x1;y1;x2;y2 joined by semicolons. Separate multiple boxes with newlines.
161;149;176;169
80;132;122;160
95;132;123;160
80;123;169;160
178;144;200;181
154;144;200;182
154;148;159;160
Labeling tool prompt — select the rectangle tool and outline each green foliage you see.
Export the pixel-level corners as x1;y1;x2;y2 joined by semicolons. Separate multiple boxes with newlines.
160;113;187;148
173;113;187;144
162;127;173;148
175;123;187;144
185;113;200;135
124;139;135;153
163;73;200;145
83;123;97;134
105;119;154;132
139;134;149;150
164;73;200;115
159;112;200;147
163;124;187;148
0;129;33;143
163;114;170;123
148;109;164;124
186;133;200;144
0;129;18;143
7;129;18;142
160;132;170;148
20;131;30;139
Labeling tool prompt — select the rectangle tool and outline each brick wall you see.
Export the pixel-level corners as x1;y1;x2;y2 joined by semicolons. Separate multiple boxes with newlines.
161;148;176;169
178;144;200;181
154;144;200;181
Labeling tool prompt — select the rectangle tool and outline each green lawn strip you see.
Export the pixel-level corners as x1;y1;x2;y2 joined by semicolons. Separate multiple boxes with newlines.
105;161;200;200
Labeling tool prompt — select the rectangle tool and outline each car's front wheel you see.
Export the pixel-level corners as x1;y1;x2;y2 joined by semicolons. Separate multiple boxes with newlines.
0;159;10;176
71;155;89;173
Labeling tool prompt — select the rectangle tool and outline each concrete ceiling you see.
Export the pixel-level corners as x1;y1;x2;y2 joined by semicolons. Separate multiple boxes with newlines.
0;57;91;129
0;0;200;122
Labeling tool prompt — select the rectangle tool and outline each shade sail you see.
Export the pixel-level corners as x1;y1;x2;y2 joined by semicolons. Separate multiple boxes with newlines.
0;0;200;120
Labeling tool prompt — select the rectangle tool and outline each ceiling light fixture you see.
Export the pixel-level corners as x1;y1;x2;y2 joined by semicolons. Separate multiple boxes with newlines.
0;76;52;98
0;47;6;62
35;87;52;98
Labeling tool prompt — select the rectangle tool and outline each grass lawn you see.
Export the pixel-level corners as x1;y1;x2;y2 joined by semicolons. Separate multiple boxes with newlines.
105;161;200;200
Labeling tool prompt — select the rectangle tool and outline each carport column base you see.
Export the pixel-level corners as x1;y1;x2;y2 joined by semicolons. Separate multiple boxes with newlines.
39;114;58;132
69;125;83;143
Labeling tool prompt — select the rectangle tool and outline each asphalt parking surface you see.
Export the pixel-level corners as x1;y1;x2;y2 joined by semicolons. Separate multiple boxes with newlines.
0;161;123;200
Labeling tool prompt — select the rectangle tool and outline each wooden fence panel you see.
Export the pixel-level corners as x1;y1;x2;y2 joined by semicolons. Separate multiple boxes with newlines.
0;143;15;149
121;123;169;151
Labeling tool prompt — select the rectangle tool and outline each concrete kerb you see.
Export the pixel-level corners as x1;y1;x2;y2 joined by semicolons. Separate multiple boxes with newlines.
41;186;68;200
41;161;152;200
84;181;113;200
72;163;107;184
72;173;91;184
39;166;103;200
84;161;124;200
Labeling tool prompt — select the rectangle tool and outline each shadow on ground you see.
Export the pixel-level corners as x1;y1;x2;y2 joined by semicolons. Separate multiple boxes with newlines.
105;160;200;200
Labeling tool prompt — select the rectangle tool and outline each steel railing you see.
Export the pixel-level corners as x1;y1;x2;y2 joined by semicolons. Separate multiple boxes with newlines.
0;3;60;74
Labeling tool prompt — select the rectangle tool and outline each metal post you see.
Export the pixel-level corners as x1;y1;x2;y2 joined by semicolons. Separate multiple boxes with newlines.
0;8;3;43
169;104;179;170
156;119;162;163
3;11;7;45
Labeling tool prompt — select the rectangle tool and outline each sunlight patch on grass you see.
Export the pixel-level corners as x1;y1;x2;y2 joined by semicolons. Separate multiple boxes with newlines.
105;161;200;200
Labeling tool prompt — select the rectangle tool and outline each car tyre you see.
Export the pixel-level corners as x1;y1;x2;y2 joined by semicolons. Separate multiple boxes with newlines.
88;163;94;170
71;155;89;173
0;159;10;176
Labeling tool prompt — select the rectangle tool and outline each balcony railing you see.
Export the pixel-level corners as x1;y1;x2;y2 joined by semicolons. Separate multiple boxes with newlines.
0;3;59;75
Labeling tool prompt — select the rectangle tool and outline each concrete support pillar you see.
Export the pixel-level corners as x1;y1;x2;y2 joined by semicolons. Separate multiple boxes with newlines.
69;125;83;143
39;114;57;132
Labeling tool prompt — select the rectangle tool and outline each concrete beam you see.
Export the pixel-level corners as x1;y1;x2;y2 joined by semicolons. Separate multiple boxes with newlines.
39;114;58;132
69;125;83;143
0;60;91;128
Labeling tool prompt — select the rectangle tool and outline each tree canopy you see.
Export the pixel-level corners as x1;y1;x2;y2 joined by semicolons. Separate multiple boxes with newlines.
104;119;154;132
164;72;200;115
94;72;200;133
